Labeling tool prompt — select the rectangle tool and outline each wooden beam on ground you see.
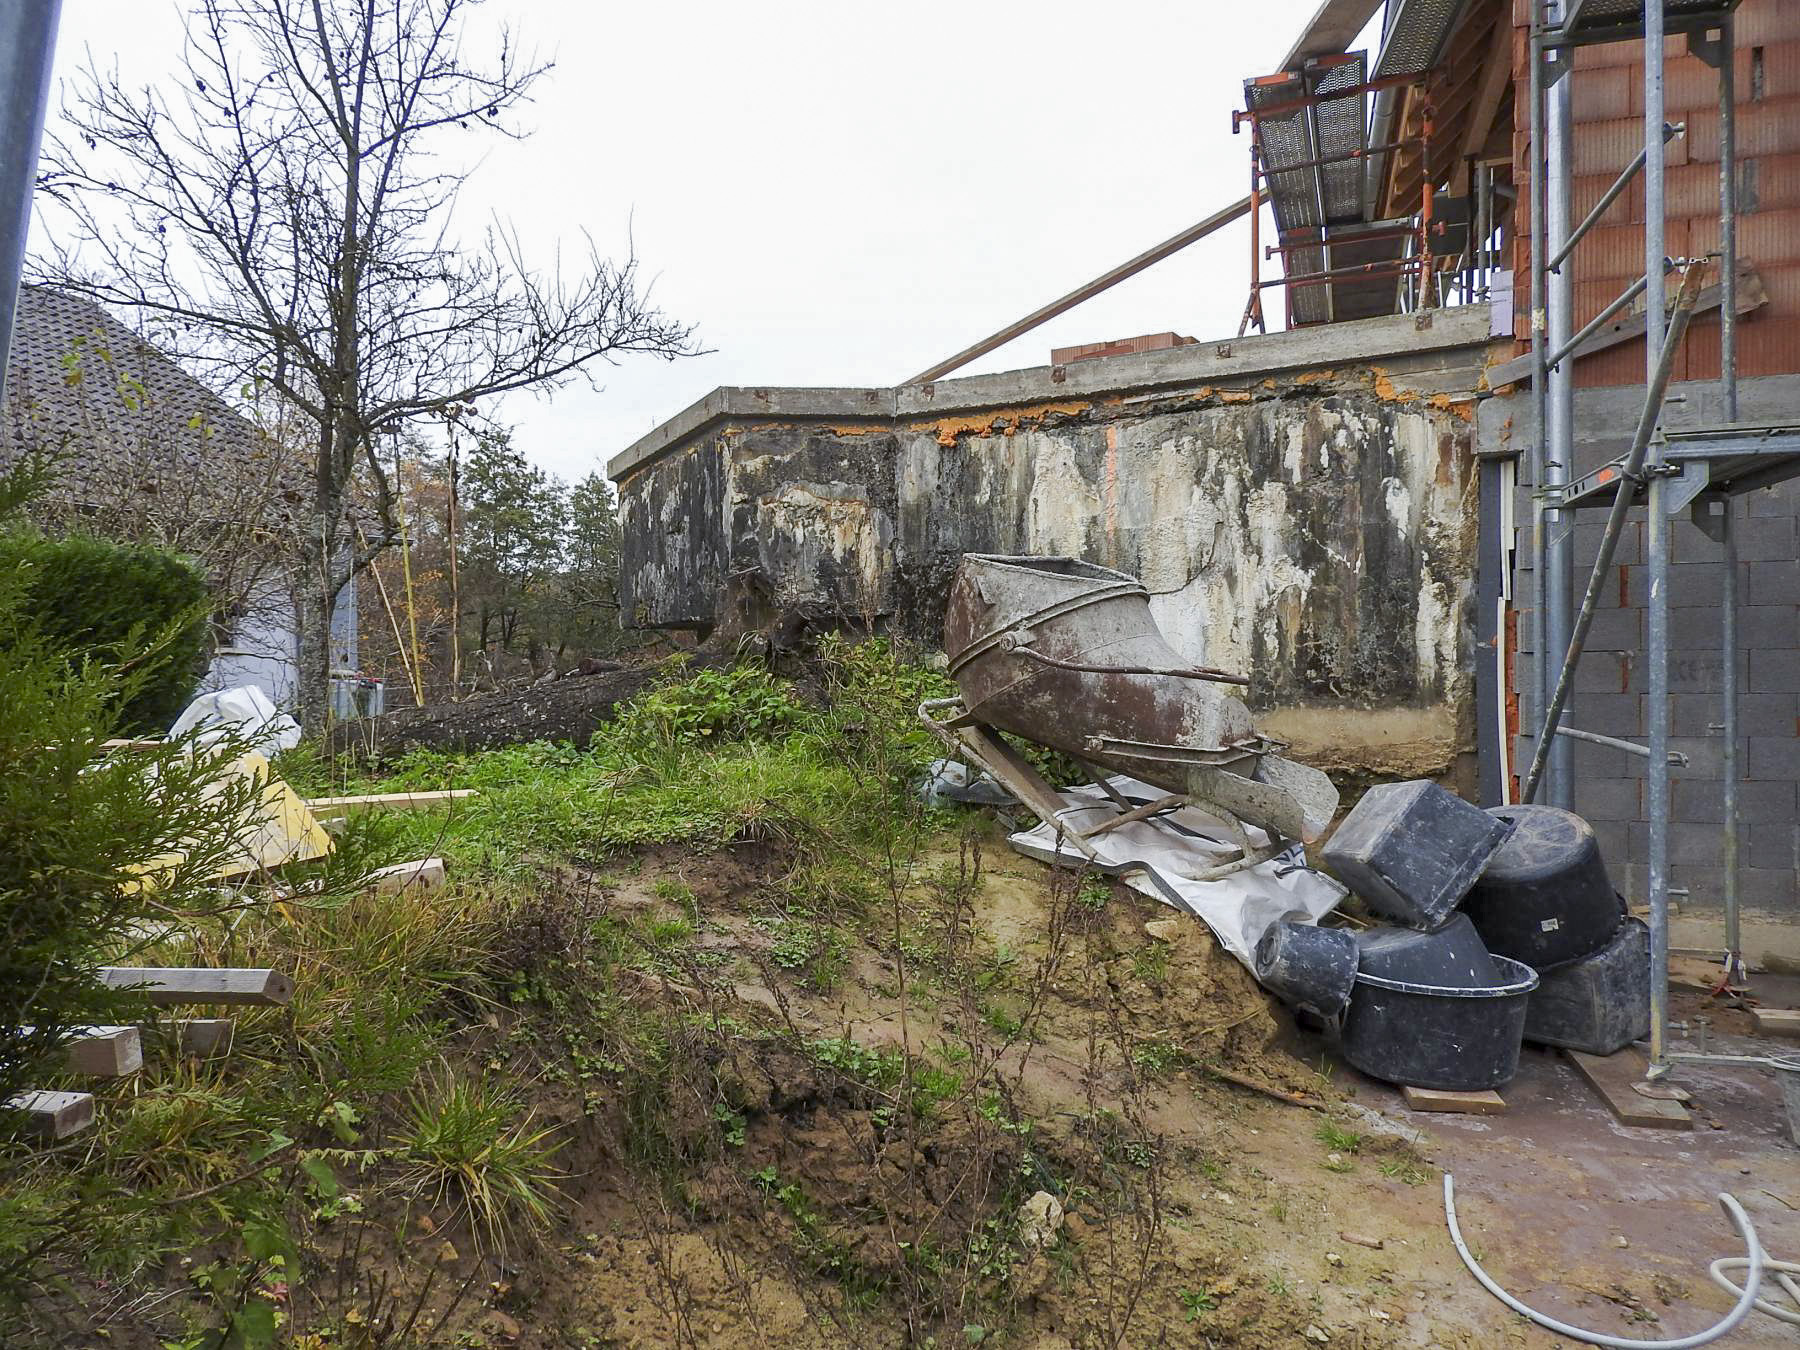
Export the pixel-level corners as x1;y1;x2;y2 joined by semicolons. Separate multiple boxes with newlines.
303;789;478;820
1751;1008;1800;1038
1566;1049;1693;1130
1402;1085;1507;1115
6;1090;95;1140
63;1026;142;1076
173;1018;236;1058
363;856;447;895
99;967;293;1007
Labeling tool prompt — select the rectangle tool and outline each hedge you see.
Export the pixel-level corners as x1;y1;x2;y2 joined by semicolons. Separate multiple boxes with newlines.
0;532;211;732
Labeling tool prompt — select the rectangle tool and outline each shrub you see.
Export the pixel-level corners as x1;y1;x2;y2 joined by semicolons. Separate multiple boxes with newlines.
0;531;211;733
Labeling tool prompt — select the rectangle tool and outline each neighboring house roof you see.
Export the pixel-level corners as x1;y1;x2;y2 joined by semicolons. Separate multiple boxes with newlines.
0;286;306;527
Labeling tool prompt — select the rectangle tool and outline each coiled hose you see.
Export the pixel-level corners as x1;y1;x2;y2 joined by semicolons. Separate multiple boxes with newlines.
1444;1173;1770;1348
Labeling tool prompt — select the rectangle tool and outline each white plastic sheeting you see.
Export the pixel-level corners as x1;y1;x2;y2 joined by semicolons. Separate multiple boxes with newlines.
1007;778;1347;970
168;685;302;760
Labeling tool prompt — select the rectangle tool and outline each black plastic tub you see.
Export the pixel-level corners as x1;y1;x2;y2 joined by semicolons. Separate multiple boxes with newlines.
1463;804;1622;969
1355;914;1499;990
1255;921;1358;1017
1524;917;1651;1054
1339;955;1540;1091
1320;780;1516;930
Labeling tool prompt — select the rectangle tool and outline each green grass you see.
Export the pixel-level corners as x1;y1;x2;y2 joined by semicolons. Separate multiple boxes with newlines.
398;1072;562;1247
1314;1120;1364;1154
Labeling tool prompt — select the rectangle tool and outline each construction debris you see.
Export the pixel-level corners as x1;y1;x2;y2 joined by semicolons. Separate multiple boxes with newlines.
98;967;294;1007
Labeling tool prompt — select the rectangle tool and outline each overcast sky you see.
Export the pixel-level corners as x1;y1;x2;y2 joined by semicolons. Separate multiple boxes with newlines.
39;0;1356;484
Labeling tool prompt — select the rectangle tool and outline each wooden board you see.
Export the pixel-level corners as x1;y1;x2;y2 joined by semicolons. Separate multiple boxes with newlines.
304;789;478;820
1751;1008;1800;1038
1565;1049;1693;1130
128;750;333;887
1402;1085;1507;1115
363;856;447;895
173;1018;235;1058
64;1026;142;1077
6;1090;95;1139
99;967;293;1007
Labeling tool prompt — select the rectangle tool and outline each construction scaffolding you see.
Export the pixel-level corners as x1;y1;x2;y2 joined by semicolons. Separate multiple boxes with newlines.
1519;0;1800;1093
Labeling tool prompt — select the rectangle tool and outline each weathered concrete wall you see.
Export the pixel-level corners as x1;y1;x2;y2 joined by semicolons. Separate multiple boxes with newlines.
615;310;1500;781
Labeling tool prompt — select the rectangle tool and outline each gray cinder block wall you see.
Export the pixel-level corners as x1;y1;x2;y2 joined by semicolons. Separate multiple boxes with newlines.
1494;374;1800;918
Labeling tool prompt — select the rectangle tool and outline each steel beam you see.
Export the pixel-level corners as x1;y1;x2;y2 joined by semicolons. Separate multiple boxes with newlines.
0;0;63;404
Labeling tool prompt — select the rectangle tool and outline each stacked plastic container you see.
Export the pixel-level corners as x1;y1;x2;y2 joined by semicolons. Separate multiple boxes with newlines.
1254;781;1649;1092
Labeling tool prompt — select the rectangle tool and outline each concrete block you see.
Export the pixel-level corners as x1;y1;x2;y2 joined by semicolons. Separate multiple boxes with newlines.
1576;652;1632;693
1672;519;1723;565
1751;646;1800;693
1670;606;1730;649
1737;514;1798;562
1677;777;1798;825
1574;736;1646;779
1749;735;1800;780
1584;608;1642;652
1567;690;1643;737
1668;736;1725;776
1741;605;1800;650
1574;775;1640;822
1589;818;1631;868
1750;559;1800;608
1736;867;1799;911
1575;519;1642;568
1749;822;1799;871
1669;864;1725;907
1669;693;1724;737
1670;821;1732;868
1743;691;1800;728
1749;485;1798;518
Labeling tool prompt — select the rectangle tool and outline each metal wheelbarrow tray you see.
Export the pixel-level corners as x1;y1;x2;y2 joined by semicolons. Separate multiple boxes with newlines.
930;555;1338;846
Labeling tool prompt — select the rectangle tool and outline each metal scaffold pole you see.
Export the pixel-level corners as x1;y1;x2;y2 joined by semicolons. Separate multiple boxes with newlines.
1717;13;1744;983
0;0;64;401
1644;0;1672;1073
1545;0;1576;808
1526;7;1550;801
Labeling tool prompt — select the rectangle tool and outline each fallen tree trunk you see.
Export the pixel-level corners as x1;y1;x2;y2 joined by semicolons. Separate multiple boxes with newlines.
324;658;725;762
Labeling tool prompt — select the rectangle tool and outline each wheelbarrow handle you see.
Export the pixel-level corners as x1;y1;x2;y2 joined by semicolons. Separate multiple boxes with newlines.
1000;638;1251;688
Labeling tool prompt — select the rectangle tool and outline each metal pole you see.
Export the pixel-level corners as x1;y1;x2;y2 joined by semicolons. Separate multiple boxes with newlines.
1549;273;1652;369
1521;260;1706;804
1546;8;1576;807
1718;14;1743;983
1645;0;1672;1074
0;0;64;405
1527;11;1550;801
1547;125;1681;275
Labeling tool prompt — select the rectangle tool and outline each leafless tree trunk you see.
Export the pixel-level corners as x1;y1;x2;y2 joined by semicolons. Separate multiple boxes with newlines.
34;0;696;727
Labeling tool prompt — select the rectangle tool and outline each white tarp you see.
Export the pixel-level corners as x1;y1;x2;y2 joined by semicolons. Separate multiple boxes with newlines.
168;685;302;760
1008;777;1347;970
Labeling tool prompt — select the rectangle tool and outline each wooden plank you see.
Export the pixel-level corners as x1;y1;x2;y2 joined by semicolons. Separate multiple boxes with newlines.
173;1018;235;1058
63;1026;142;1077
304;789;478;820
1566;1049;1694;1130
1402;1085;1507;1115
1751;1008;1800;1038
1487;265;1766;388
363;856;447;895
99;967;293;1007
6;1090;95;1139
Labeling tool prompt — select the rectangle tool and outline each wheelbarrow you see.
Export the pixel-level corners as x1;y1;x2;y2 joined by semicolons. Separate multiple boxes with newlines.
921;555;1337;859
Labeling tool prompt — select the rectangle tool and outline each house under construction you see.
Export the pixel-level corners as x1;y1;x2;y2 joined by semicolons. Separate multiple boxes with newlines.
610;1;1800;1077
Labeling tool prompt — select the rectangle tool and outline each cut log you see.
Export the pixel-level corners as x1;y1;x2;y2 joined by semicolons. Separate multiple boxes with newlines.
1402;1085;1506;1115
1751;1008;1800;1038
7;1090;95;1139
173;1018;235;1058
363;857;447;894
99;967;293;1007
303;790;477;820
1566;1049;1692;1130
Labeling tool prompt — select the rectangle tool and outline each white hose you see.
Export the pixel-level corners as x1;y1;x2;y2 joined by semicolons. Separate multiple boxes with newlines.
1708;1257;1800;1327
1443;1173;1765;1348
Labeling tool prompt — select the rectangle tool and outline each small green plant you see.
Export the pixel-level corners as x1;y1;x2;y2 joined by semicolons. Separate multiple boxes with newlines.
1266;1273;1291;1297
1076;875;1111;911
1179;1287;1216;1319
605;664;804;749
1379;1155;1432;1186
1315;1120;1364;1154
398;1072;562;1247
1131;941;1170;985
712;1102;747;1148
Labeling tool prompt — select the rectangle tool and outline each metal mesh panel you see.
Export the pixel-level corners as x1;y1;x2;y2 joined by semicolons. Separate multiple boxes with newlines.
1311;56;1369;223
1248;74;1320;232
1371;0;1471;78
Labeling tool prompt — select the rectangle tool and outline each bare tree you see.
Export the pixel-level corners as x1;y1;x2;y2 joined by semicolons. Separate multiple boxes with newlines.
34;0;695;725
